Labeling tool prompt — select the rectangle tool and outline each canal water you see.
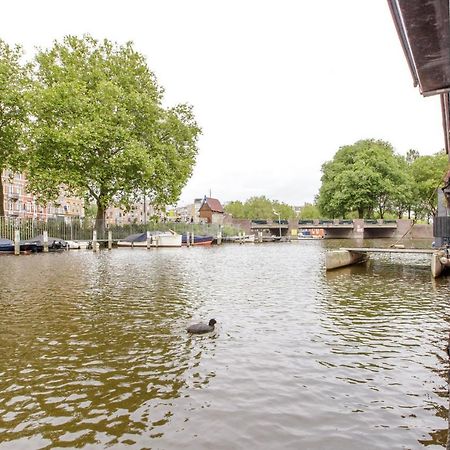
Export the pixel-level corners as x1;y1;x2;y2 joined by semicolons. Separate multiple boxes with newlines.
0;240;448;449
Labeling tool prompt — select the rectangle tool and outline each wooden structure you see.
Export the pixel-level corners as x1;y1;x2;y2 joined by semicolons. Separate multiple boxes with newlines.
198;197;224;225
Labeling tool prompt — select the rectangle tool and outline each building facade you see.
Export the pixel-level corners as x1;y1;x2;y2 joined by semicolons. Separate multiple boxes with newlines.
198;197;224;224
1;170;84;220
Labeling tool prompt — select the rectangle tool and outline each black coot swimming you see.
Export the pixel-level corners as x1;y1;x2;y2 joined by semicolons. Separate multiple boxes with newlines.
187;319;217;334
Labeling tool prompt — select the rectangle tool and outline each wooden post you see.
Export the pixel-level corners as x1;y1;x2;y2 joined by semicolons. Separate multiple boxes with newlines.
146;231;151;249
186;231;190;247
108;231;112;250
14;230;20;255
191;231;195;245
93;230;98;252
217;227;222;245
258;231;263;243
43;230;49;253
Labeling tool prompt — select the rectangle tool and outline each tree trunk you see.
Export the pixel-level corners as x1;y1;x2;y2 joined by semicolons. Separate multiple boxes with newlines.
0;173;4;217
95;201;105;233
358;208;364;219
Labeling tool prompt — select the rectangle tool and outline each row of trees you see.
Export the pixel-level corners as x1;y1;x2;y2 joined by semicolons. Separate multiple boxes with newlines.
0;36;201;227
316;139;448;220
224;196;296;220
224;140;448;221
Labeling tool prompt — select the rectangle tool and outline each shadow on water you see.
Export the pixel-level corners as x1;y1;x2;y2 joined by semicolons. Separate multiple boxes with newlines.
0;251;217;449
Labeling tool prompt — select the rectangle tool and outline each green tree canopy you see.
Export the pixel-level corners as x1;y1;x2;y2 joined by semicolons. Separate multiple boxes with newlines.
317;139;407;219
224;196;296;219
0;40;30;216
409;150;448;220
298;202;320;219
27;35;201;227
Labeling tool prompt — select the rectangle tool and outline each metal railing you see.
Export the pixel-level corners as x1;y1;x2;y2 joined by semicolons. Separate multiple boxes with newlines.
0;217;240;242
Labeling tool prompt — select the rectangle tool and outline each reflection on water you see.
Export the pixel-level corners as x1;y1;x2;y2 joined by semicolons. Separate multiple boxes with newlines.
0;240;448;449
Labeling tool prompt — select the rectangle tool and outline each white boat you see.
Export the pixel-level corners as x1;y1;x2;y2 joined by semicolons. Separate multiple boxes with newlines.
117;230;182;248
65;240;82;249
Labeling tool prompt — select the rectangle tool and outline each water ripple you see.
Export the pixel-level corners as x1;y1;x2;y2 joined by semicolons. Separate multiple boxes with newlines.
0;242;448;448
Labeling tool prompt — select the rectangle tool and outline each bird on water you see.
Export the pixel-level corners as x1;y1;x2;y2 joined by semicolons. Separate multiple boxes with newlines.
187;319;217;334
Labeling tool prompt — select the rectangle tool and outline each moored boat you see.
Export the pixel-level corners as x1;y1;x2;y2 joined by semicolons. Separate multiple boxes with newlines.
0;238;40;254
118;230;182;247
28;235;67;252
182;234;214;246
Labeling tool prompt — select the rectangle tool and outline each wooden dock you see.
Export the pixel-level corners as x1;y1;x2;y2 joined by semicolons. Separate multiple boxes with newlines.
326;247;449;278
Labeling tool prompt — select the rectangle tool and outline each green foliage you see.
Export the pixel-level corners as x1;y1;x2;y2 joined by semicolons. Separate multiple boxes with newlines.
84;202;97;219
409;151;448;219
224;196;296;219
0;40;30;216
298;203;320;219
27;35;201;227
225;200;245;219
316;139;449;220
317;139;412;219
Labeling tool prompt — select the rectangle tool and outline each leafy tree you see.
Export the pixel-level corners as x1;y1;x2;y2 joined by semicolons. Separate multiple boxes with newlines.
298;202;320;219
224;196;295;219
245;196;275;219
410;151;448;220
0;40;30;216
224;200;245;218
27;35;201;229
272;200;296;219
389;153;417;219
317;139;406;219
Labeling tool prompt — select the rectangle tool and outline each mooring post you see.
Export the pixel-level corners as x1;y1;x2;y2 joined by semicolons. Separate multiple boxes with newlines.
14;230;20;255
191;231;195;245
186;231;190;247
108;231;112;250
258;231;263;243
146;231;151;249
43;230;49;253
217;227;222;245
93;230;98;252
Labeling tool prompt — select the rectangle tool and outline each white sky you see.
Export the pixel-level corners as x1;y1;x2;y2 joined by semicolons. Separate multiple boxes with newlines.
1;1;444;207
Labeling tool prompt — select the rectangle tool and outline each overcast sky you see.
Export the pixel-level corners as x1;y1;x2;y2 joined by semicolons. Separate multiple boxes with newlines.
1;1;445;206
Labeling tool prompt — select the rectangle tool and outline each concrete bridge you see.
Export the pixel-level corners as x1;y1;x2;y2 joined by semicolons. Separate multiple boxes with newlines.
228;218;432;240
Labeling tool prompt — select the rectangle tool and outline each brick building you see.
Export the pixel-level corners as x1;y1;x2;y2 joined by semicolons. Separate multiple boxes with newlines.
1;170;84;220
198;197;224;225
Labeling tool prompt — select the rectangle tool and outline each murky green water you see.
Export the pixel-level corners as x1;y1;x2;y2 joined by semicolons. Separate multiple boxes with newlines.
0;240;448;449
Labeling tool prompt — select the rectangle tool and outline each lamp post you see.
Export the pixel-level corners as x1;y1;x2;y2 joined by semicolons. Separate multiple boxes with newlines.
273;209;282;241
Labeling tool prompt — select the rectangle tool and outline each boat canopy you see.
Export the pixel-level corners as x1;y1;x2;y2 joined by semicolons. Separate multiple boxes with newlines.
121;233;148;242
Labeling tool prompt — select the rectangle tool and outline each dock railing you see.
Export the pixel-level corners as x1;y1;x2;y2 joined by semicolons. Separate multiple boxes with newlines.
0;216;241;242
